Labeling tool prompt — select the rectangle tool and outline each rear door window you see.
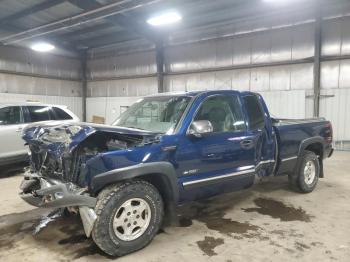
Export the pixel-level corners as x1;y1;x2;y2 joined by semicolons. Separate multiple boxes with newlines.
27;106;51;122
52;107;73;120
0;106;22;125
243;95;265;130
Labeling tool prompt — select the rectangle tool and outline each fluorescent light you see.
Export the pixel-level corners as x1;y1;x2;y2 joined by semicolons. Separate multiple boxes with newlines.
147;11;182;26
262;0;297;3
31;42;55;52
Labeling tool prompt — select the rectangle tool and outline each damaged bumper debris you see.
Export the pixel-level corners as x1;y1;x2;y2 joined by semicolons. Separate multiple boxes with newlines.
20;171;97;237
20;122;158;237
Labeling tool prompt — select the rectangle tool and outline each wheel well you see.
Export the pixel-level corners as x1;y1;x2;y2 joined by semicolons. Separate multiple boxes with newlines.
304;143;324;178
305;143;323;158
137;173;177;226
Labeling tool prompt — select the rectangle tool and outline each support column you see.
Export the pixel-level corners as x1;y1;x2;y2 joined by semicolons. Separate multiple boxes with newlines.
313;2;322;117
156;40;164;93
81;51;87;122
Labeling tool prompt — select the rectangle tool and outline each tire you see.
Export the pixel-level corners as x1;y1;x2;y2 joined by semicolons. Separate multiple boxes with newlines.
92;180;164;256
289;150;320;193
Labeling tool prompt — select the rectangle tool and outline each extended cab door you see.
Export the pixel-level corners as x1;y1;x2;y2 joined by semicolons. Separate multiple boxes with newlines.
175;94;257;202
241;94;276;176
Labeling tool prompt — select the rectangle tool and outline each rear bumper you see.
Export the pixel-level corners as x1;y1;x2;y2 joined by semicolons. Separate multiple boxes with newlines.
20;172;97;208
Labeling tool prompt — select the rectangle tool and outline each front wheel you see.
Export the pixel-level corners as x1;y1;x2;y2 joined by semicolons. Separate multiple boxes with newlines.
92;180;164;256
289;150;320;193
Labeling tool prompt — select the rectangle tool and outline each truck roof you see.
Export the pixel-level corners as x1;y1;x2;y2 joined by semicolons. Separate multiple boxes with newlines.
147;90;256;98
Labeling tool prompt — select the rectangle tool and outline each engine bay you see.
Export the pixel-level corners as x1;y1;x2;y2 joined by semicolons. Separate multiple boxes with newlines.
28;130;147;184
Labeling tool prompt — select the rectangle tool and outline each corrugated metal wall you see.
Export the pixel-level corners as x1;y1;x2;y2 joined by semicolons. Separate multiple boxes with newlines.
0;73;82;96
320;16;350;148
0;46;81;81
0;45;83;118
87;51;156;80
165;25;314;72
88;77;157;97
0;3;347;149
85;14;350;148
86;97;141;124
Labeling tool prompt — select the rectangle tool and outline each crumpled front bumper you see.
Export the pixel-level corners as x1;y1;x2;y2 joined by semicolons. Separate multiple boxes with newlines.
20;172;97;208
20;172;97;237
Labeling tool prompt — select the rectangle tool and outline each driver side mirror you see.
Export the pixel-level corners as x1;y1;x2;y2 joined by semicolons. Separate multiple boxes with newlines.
188;120;213;137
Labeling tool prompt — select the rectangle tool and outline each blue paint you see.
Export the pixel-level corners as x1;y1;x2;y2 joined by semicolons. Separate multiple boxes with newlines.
23;90;333;204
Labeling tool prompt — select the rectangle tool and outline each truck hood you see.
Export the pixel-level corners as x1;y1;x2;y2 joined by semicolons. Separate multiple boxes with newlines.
23;122;159;152
23;122;160;183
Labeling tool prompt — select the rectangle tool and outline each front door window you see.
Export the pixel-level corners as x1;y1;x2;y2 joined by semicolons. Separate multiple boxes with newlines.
194;95;246;133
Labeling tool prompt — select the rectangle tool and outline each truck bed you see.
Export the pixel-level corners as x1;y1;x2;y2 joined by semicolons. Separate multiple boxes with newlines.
272;118;326;126
272;117;332;176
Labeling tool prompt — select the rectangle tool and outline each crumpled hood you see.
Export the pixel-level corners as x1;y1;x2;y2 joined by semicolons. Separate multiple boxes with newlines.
22;122;159;157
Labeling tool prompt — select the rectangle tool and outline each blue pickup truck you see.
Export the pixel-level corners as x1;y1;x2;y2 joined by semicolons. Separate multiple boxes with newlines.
20;90;333;256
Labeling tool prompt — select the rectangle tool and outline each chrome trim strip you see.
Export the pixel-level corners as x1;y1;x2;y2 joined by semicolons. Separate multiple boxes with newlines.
255;159;275;169
281;156;298;162
182;167;255;186
182;159;277;187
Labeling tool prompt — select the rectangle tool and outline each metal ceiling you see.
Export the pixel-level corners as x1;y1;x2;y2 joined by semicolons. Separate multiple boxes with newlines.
0;0;348;57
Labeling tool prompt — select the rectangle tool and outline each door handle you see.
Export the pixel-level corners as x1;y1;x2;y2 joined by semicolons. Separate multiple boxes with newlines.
240;139;253;149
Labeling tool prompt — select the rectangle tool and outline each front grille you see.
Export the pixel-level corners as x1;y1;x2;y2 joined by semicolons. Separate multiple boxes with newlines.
29;144;83;184
29;145;45;172
29;145;64;181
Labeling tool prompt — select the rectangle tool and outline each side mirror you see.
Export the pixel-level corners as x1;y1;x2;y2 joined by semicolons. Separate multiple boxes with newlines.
188;120;213;137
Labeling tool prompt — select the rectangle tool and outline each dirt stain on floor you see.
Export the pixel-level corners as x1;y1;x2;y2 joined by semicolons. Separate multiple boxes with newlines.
0;208;113;260
294;241;311;252
242;198;313;222
0;194;312;259
196;236;224;256
178;193;261;237
178;217;193;227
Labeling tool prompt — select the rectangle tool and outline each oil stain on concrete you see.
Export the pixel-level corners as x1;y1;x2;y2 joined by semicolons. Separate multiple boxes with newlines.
177;194;318;257
0;208;113;260
243;198;313;222
196;236;224;256
0;195;313;259
178;193;261;237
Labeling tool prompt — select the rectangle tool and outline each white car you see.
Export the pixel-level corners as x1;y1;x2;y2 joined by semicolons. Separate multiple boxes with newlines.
0;102;79;166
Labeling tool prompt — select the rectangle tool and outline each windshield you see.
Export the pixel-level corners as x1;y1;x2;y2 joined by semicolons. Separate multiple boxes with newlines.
113;96;192;133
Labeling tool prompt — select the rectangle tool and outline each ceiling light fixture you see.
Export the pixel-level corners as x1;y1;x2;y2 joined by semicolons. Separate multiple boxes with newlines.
31;42;55;52
147;11;182;26
262;0;297;3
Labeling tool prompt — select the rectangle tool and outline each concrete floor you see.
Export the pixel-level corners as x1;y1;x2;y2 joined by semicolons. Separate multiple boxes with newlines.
0;152;349;262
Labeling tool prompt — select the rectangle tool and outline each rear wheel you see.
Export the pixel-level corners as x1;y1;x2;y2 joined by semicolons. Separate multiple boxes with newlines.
92;180;164;256
289;150;320;193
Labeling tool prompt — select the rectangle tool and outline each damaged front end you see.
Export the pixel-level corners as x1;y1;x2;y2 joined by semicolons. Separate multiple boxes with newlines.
20;122;159;236
20;171;97;236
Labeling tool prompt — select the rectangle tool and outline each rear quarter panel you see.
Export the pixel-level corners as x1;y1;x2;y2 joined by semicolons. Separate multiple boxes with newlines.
275;120;332;175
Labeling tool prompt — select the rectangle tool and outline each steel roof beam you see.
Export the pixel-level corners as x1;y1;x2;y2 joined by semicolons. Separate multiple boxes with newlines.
0;0;66;26
68;0;158;43
56;23;116;40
